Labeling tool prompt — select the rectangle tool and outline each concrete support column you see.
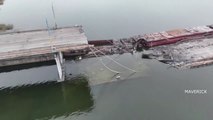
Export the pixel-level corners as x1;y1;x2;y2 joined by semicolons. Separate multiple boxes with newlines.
54;52;65;82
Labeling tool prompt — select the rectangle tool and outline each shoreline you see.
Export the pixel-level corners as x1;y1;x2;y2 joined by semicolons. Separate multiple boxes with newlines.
0;24;13;32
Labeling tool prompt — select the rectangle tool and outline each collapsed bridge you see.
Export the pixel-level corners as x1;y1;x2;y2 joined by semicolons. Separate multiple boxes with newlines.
1;24;213;81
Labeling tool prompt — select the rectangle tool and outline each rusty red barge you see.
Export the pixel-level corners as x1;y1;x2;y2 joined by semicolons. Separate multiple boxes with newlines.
137;25;213;48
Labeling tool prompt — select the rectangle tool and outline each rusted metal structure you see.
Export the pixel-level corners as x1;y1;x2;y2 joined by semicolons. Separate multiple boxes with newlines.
135;25;213;48
139;25;213;69
86;38;136;57
88;39;113;46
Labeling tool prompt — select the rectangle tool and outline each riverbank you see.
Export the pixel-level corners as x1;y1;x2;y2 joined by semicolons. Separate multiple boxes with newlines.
0;24;13;32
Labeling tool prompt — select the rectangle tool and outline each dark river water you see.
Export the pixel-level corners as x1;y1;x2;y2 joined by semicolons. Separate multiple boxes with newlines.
1;0;213;119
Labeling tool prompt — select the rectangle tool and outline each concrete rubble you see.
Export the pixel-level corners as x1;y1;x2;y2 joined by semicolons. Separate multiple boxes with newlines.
142;37;213;69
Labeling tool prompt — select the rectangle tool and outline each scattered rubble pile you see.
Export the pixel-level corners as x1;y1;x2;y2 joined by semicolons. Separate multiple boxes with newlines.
87;38;137;57
86;25;213;69
142;38;213;69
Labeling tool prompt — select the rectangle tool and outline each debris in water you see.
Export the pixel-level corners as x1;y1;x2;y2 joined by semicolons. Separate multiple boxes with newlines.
142;37;213;69
78;56;82;60
116;75;121;79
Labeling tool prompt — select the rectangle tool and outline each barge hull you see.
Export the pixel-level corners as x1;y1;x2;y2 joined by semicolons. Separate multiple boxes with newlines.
138;26;213;48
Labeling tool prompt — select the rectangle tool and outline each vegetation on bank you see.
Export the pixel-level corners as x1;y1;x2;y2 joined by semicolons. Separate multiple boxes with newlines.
0;24;13;32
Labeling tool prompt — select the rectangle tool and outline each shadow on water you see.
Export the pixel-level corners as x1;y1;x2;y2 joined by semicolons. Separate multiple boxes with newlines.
0;57;79;73
0;76;94;120
0;61;56;73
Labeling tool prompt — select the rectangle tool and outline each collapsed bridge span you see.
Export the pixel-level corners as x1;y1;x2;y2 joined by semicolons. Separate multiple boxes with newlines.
1;24;213;81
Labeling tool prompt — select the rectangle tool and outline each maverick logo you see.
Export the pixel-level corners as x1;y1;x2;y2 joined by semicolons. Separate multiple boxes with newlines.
185;90;207;94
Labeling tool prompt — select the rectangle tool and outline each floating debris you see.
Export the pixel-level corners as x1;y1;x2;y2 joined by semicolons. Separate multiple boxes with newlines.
87;38;137;58
116;75;121;79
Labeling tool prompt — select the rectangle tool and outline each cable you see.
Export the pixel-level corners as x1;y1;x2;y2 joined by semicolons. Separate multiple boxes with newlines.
89;47;120;74
86;27;137;73
92;47;137;73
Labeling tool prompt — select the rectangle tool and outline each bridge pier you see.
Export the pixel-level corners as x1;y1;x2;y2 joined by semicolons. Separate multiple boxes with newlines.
54;52;65;82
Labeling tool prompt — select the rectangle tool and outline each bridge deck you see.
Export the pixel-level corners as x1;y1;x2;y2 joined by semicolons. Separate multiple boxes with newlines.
0;26;89;60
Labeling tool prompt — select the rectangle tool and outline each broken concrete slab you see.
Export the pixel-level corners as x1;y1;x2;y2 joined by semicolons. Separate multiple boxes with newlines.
142;37;213;69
